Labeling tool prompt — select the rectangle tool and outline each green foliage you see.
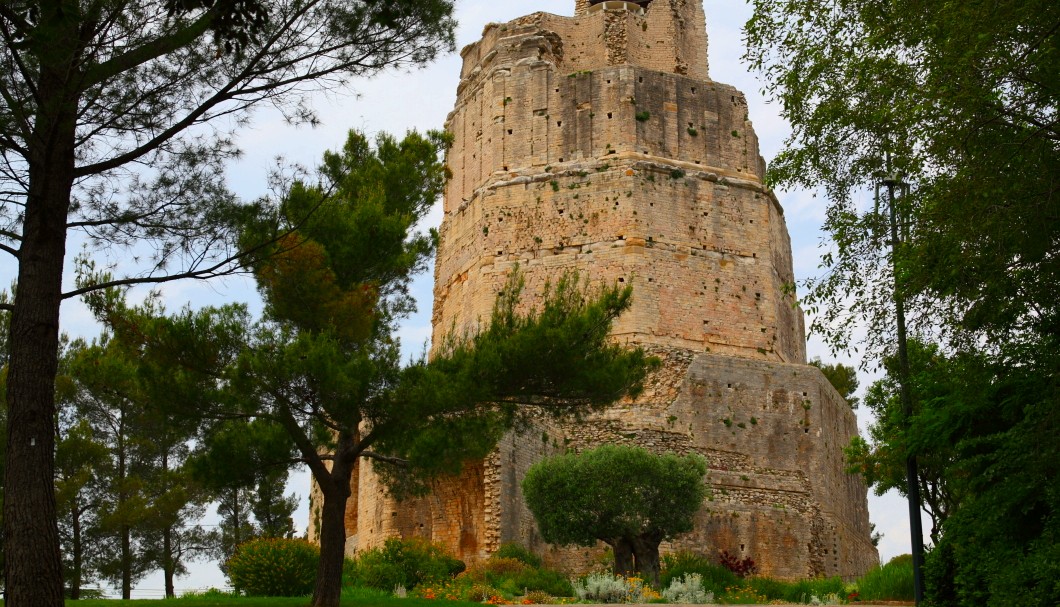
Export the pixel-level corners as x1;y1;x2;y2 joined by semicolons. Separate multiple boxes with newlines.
507;567;574;598
523;445;706;581
1;0;458;600
747;2;1060;604
844;340;984;543
490;566;572;598
808;358;859;408
856;554;914;602
226;538;319;597
383;273;656;493
66;595;482;607
493;542;542;568
660;551;738;595
745;575;846;604
83;128;652;606
350;538;464;591
57;327;214;598
746;0;1060;358
635;111;651;122
524;445;707;546
460;552;573;598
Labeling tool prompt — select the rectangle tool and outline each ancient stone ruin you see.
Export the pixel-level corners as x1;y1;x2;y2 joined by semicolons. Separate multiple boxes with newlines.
312;0;879;580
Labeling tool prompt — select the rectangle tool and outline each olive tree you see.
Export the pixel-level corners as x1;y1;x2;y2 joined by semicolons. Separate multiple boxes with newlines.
522;444;708;584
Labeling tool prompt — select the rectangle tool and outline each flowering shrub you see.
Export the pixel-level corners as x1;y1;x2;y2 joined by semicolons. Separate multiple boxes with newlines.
226;538;318;597
661;550;738;596
522;590;553;604
572;573;659;603
572;572;627;603
719;584;769;604
662;573;714;604
463;557;530;582
463;552;573;598
718;549;759;577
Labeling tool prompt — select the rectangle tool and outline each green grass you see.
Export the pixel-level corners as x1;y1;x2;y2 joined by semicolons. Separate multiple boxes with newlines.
856;554;915;601
45;596;483;607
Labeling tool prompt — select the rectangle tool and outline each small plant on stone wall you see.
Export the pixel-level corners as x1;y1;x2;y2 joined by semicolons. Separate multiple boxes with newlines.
635;110;651;122
687;127;698;137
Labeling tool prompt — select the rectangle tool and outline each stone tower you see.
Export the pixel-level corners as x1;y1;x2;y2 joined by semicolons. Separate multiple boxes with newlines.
330;0;879;580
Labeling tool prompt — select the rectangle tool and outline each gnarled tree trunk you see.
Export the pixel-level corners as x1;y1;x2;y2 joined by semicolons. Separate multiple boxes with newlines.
631;531;663;586
607;537;636;578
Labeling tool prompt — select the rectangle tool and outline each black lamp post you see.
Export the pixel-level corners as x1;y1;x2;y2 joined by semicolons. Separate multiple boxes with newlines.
875;169;925;605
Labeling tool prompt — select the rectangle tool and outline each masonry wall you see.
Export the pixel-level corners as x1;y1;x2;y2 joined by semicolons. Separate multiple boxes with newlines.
333;0;877;580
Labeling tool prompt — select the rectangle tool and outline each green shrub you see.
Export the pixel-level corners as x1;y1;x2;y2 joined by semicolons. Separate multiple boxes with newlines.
661;551;738;595
745;575;845;603
226;537;319;597
662;573;714;604
493;542;543;568
352;537;464;591
464;557;530;582
510;567;575;597
572;572;630;603
857;553;914;601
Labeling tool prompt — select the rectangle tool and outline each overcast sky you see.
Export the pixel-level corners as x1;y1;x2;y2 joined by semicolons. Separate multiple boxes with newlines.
25;0;920;595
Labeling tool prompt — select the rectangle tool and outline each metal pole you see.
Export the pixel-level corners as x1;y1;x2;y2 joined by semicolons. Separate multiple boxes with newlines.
885;175;926;605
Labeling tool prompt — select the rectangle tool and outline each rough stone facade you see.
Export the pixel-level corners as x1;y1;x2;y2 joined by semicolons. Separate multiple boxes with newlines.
314;0;879;580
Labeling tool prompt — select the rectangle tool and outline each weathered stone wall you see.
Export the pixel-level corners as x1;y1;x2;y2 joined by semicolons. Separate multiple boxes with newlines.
325;0;877;580
475;348;878;579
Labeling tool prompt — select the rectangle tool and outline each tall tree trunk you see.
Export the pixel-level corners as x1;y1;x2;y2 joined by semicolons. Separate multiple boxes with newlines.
164;525;175;598
310;459;352;607
121;523;132;600
631;532;662;586
3;3;79;602
162;452;176;598
71;503;83;599
608;538;635;577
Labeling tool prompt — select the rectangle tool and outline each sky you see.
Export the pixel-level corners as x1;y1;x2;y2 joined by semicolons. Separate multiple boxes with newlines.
16;0;924;596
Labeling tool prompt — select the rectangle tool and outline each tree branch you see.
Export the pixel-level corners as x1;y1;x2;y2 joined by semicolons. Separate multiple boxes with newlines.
74;0;322;178
60;256;249;300
82;10;215;89
360;450;409;468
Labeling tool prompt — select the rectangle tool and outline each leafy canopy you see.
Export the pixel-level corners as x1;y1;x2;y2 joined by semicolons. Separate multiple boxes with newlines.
522;444;707;579
745;0;1060;358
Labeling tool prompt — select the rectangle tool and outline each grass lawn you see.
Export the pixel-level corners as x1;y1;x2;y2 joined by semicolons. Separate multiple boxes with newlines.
0;599;485;607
